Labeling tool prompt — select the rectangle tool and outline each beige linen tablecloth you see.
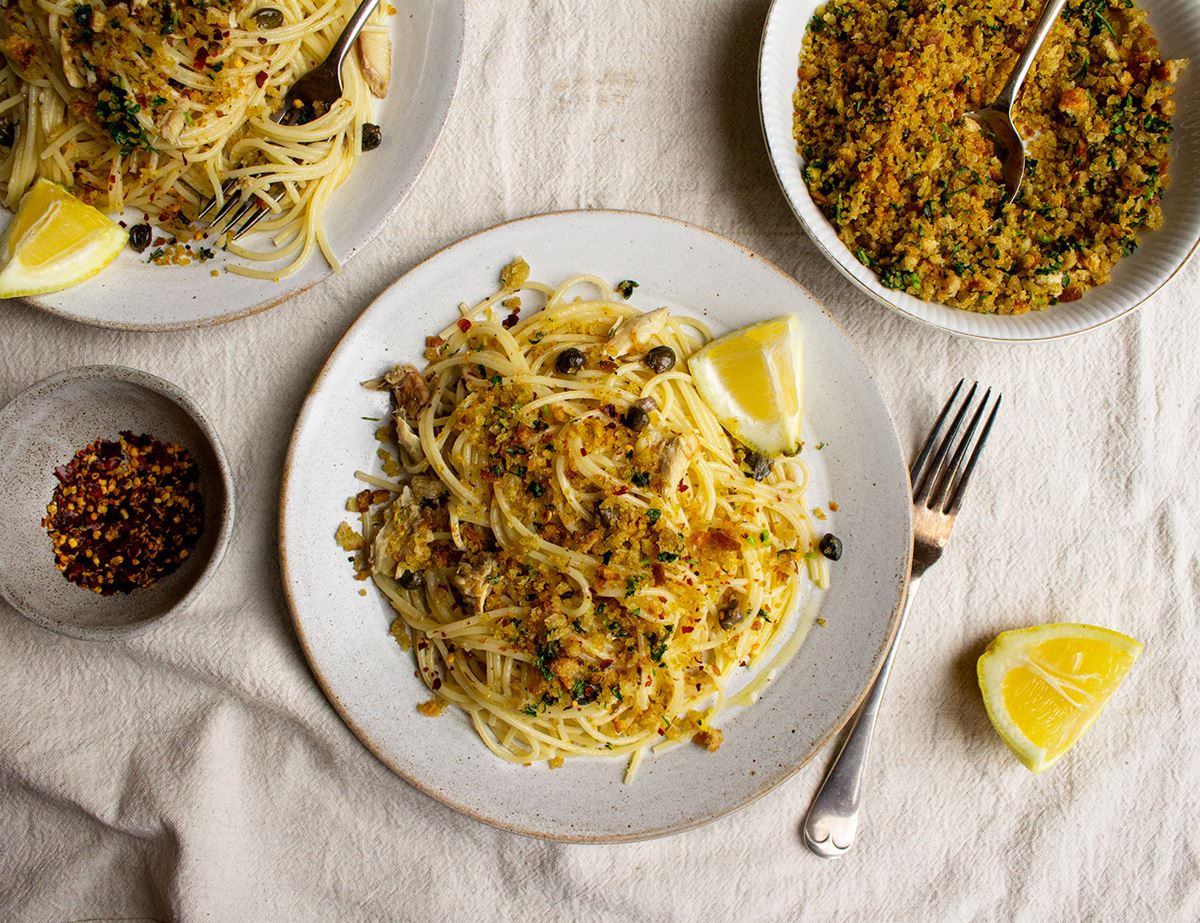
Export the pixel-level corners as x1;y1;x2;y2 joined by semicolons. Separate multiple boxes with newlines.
3;2;1199;920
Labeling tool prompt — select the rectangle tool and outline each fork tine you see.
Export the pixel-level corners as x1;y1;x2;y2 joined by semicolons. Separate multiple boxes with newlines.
909;378;963;489
208;189;246;228
913;381;977;506
945;394;1002;514
928;387;991;512
195;178;238;223
217;195;260;235
231;202;270;240
275;104;303;127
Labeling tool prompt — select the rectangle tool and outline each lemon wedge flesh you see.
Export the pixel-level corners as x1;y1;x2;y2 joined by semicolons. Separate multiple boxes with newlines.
0;178;126;298
977;623;1142;773
688;315;803;456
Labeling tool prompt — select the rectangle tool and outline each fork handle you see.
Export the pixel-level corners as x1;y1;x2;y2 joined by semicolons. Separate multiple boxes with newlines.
801;572;924;857
328;0;382;70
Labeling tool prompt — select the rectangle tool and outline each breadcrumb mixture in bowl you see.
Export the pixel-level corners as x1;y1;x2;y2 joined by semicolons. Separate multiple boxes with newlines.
793;0;1184;315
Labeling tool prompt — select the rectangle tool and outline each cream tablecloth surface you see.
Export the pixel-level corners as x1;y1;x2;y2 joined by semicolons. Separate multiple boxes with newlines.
2;2;1199;920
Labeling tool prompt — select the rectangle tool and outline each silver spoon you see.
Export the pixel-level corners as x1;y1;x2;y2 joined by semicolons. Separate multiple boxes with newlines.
966;0;1070;205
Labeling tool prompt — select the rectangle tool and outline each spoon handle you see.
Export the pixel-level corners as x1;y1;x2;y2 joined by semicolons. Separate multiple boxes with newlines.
994;0;1071;111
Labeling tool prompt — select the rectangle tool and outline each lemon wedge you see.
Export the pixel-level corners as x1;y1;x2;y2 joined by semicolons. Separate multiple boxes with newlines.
0;178;126;298
688;315;803;456
977;623;1142;773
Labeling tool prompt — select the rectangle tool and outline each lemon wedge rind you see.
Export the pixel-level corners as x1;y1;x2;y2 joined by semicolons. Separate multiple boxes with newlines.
977;622;1142;773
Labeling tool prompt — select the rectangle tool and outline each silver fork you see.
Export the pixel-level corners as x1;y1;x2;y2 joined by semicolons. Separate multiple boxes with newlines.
802;380;1002;857
194;0;381;241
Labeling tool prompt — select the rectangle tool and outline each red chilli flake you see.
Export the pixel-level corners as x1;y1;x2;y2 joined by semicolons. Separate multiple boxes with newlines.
194;46;209;69
431;676;442;691
502;312;519;329
680;626;694;634
579;447;588;457
255;71;268;88
457;318;472;332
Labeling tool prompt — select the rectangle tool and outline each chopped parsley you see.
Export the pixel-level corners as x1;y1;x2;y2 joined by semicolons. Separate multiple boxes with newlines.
631;470;650;488
489;374;503;386
657;551;678;562
527;481;545;498
534;639;559;682
624;575;644;598
649;625;674;663
158;0;179;35
879;267;921;294
647;508;661;523
615;279;639;299
95;78;152;156
73;3;94;43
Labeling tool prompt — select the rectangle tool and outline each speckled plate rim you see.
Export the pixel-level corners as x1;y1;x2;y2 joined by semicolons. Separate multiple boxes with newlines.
278;209;913;842
758;0;1200;343
0;364;236;639
10;1;466;333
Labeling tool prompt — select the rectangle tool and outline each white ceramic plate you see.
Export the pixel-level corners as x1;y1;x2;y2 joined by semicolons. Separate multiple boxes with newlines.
4;0;464;331
279;210;912;841
760;0;1200;341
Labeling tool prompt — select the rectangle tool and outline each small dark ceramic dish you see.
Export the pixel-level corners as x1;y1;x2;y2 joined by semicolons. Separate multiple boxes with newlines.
0;366;234;640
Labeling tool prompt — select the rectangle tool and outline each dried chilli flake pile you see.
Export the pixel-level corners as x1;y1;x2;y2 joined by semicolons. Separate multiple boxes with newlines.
42;431;204;595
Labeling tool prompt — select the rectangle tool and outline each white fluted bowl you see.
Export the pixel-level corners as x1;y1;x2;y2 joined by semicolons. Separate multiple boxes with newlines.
759;0;1200;341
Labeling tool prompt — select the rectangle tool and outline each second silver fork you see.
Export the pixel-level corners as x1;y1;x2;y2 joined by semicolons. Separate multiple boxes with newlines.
802;379;1002;858
194;0;382;240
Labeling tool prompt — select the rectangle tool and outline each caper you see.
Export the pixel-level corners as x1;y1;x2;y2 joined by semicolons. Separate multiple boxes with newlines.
645;345;676;373
0;119;14;148
818;533;842;561
128;223;152;253
632;396;658;414
718;597;744;630
622;404;650;431
745;451;773;481
596;502;617;529
398;570;423;589
254;6;284;28
555;347;585;375
361;122;382;152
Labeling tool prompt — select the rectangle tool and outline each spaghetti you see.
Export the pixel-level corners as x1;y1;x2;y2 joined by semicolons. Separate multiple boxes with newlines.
0;0;389;279
355;261;829;779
